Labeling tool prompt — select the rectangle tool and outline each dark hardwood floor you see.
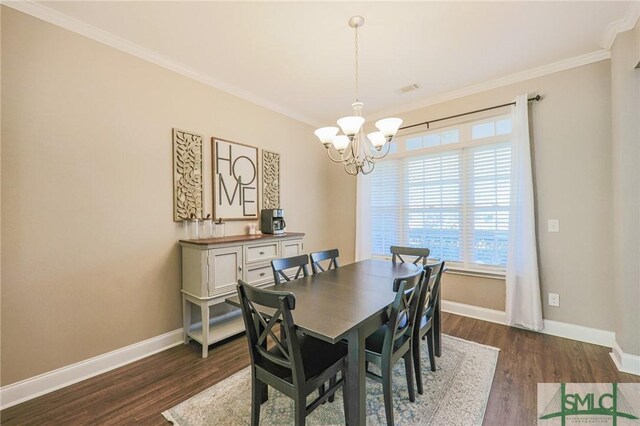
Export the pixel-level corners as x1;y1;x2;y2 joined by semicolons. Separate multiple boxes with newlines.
2;313;638;425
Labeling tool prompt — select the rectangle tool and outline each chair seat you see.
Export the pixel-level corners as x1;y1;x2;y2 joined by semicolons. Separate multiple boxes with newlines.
365;325;412;355
258;334;347;383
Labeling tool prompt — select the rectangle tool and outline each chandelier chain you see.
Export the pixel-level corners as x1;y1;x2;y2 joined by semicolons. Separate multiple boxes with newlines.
354;25;359;103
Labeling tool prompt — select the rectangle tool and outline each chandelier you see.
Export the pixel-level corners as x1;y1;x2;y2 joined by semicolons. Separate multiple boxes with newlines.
314;16;402;176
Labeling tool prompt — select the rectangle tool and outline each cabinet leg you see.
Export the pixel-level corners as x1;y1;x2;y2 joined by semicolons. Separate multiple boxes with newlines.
182;296;191;344
201;303;210;358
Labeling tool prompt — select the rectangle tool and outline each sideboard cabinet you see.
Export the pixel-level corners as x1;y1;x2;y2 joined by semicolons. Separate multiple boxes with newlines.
179;232;305;357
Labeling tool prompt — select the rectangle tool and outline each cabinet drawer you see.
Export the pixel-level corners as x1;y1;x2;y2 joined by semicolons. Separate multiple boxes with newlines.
245;242;279;264
244;263;273;286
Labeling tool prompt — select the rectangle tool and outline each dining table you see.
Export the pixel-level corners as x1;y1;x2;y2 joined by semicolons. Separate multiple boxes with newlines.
225;258;442;426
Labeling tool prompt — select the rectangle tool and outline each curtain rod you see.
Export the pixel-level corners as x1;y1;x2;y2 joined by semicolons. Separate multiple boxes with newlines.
399;95;542;131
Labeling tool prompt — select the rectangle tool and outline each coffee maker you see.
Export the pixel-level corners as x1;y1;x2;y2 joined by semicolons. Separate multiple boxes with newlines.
260;209;286;235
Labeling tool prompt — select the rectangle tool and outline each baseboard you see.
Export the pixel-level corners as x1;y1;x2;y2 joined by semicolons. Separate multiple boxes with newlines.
610;341;640;376
441;300;507;325
0;328;183;410
441;300;615;348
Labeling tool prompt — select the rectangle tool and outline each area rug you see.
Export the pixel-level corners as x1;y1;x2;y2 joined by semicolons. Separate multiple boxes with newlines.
162;335;499;425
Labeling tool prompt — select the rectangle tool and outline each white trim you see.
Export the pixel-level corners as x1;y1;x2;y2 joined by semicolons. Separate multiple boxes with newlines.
542;319;615;348
368;49;611;122
1;0;322;128
441;300;615;348
601;2;640;49
441;300;507;325
610;341;640;376
0;328;183;410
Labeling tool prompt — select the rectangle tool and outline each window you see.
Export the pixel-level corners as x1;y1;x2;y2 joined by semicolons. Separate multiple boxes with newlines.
369;116;512;271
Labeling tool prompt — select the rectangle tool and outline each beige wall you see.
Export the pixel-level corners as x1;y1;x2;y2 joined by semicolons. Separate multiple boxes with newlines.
0;8;346;386
611;20;640;357
340;60;614;331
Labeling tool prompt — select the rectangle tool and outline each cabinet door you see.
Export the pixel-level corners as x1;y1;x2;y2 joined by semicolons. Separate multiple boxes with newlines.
281;239;304;258
207;246;242;297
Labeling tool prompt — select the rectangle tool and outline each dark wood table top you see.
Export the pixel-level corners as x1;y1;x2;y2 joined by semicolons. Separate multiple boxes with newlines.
226;259;421;343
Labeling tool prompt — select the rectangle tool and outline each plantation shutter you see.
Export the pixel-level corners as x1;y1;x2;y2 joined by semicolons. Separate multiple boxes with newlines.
370;159;401;256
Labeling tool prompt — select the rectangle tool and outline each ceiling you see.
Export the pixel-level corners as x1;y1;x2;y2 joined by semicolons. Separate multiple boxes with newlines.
24;1;634;126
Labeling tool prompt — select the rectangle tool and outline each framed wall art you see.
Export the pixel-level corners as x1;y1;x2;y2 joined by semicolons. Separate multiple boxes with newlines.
212;137;259;220
262;150;280;209
173;128;203;221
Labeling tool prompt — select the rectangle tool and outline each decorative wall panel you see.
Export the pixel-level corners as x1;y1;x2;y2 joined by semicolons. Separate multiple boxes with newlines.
262;150;280;209
173;128;203;221
212;137;259;220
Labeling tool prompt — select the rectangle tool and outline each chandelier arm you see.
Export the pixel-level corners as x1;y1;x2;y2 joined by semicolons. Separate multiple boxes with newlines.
344;162;358;176
326;148;347;163
368;139;392;160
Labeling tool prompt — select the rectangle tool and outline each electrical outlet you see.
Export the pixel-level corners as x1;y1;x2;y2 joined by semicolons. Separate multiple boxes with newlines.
548;293;560;307
548;219;560;233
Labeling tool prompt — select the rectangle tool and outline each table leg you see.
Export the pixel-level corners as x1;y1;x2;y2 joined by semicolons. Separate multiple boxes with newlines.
434;289;442;357
182;295;191;344
345;328;366;426
201;303;209;358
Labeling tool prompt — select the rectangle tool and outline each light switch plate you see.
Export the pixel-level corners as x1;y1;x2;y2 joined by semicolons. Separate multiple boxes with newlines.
548;219;560;233
548;293;560;307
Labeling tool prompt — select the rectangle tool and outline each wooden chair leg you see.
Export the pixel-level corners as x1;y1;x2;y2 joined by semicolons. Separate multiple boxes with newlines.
382;364;394;426
426;328;436;372
294;394;306;426
412;337;423;395
403;352;416;403
251;374;262;426
328;376;337;403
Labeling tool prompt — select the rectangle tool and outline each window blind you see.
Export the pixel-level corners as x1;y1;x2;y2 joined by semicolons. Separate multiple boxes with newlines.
370;135;511;270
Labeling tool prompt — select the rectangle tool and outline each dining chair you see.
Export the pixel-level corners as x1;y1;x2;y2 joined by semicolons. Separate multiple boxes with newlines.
309;249;340;274
236;281;347;426
364;268;425;426
271;254;310;284
413;260;445;395
390;245;431;266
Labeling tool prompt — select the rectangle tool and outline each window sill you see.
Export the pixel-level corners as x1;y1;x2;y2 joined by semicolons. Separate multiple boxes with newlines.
371;255;506;280
444;268;505;281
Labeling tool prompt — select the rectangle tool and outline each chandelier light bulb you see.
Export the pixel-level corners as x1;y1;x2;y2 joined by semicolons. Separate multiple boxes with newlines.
314;127;340;148
367;132;387;151
375;118;403;140
337;116;365;139
332;135;350;152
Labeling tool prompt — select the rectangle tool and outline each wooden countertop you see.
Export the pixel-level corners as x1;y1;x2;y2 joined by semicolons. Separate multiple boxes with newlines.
179;232;305;246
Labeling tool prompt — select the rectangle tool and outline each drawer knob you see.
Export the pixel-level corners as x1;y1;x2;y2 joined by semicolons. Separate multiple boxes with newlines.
259;251;265;255
259;272;266;277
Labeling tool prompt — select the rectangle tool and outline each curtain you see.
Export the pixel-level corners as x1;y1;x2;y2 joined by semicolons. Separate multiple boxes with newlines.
505;94;544;331
355;172;372;261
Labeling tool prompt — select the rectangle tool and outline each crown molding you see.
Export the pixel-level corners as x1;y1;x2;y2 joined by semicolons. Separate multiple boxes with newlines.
2;0;323;128
601;2;640;49
368;49;611;121
3;0;626;129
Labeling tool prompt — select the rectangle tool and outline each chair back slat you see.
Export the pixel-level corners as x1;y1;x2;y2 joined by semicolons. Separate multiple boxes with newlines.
390;246;431;266
383;268;425;353
271;254;310;284
310;249;340;274
417;260;445;322
237;281;306;386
